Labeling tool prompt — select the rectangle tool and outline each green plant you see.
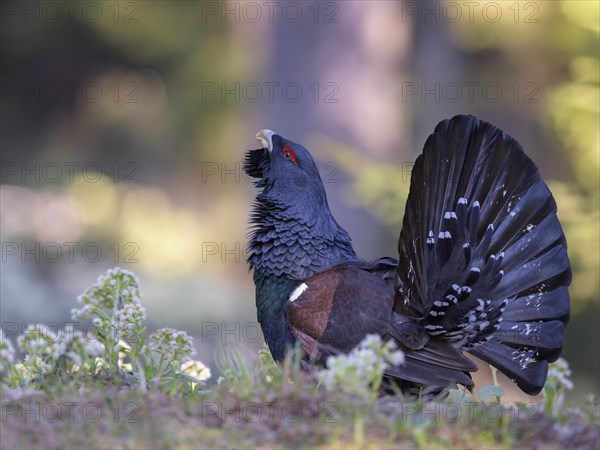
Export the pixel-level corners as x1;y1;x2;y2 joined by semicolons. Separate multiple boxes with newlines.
318;334;404;402
544;357;574;417
477;366;506;403
2;267;211;396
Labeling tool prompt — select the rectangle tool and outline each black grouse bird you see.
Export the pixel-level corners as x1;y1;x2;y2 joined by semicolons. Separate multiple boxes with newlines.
244;115;571;395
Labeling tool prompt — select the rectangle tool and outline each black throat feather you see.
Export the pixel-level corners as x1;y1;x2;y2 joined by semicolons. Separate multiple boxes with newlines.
247;194;357;281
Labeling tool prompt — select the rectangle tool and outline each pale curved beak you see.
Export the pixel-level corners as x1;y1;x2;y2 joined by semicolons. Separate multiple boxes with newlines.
256;129;275;152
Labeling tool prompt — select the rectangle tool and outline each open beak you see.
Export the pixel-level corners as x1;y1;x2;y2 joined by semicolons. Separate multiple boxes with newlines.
256;129;275;152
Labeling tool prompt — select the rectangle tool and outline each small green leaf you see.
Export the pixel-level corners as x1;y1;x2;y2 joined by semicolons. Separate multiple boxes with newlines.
447;389;473;403
477;384;505;400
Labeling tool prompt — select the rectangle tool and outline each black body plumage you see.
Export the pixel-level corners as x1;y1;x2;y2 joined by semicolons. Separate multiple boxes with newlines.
244;116;571;396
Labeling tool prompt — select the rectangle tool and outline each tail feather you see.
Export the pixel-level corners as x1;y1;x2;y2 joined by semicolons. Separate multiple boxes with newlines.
496;213;563;274
502;286;570;322
489;183;557;255
494;320;566;350
395;115;571;395
470;341;548;395
493;244;570;299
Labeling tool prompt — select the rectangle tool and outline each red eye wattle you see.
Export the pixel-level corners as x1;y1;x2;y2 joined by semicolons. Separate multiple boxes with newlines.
282;146;298;165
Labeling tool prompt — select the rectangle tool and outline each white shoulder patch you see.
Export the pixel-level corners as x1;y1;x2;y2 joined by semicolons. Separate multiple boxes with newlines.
289;283;308;302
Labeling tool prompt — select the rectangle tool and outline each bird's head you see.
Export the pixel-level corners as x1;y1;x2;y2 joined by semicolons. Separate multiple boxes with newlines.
244;129;356;277
244;129;328;212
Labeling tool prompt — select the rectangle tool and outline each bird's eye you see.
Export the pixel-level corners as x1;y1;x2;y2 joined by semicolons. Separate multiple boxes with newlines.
282;146;298;165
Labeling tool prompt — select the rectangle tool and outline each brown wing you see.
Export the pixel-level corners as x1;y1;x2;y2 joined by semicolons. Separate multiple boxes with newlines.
284;264;477;388
285;264;394;362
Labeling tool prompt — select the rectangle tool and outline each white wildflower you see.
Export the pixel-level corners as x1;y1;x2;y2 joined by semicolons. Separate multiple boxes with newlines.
359;334;382;350
0;329;16;376
318;334;405;398
180;360;211;382
387;349;405;366
70;267;147;350
84;340;105;357
62;325;105;366
21;355;51;379
547;357;574;390
71;267;142;322
18;324;67;361
146;328;196;371
111;303;146;340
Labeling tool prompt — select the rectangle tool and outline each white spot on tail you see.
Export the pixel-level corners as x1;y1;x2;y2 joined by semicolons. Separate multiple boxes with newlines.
426;230;435;245
289;283;308;302
444;211;457;220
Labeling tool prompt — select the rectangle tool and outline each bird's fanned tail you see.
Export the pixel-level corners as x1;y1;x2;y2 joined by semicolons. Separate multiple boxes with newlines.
395;115;571;395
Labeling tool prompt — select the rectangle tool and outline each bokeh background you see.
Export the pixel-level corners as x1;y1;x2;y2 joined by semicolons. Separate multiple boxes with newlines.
1;1;598;401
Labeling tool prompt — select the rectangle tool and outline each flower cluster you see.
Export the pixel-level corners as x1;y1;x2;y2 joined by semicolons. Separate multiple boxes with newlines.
145;328;197;373
16;324;66;380
13;323;108;381
18;324;67;362
21;355;52;379
0;329;15;378
73;268;141;314
62;324;105;367
180;360;212;383
318;334;405;399
71;268;146;343
543;357;574;417
547;357;574;391
4;267;211;395
142;327;212;391
111;303;147;341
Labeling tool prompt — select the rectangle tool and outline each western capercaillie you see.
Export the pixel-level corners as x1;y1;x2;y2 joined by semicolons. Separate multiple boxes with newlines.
244;116;571;395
